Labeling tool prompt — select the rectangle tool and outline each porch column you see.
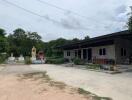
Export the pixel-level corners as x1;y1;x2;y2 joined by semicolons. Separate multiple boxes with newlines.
81;49;83;59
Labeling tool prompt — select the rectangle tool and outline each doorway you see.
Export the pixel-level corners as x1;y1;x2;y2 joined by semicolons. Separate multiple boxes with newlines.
83;49;87;60
87;48;92;61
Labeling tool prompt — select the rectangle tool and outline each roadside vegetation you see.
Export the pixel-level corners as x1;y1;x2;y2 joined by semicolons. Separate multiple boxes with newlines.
73;58;85;65
0;27;90;64
86;64;101;70
0;53;7;64
0;28;89;58
25;56;32;64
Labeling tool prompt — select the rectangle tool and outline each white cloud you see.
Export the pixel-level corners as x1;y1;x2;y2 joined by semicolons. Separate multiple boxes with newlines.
0;0;131;41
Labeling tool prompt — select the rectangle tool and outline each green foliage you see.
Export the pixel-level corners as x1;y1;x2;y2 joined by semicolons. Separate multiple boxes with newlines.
84;35;90;40
86;64;101;69
7;28;43;57
127;8;132;31
25;56;31;64
46;57;67;64
0;53;7;64
0;27;90;59
0;28;6;37
45;38;69;57
128;16;132;31
73;58;85;65
0;29;8;53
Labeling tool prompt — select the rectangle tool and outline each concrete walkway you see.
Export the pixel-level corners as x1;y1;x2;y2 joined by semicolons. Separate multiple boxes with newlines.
0;65;36;75
31;64;132;100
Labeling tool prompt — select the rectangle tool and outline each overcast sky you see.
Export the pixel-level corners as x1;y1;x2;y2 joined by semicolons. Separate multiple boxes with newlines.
0;0;132;41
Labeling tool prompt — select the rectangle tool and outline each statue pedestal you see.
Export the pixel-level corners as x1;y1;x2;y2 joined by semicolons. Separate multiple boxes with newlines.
31;57;36;62
8;57;15;61
18;55;25;63
8;57;15;64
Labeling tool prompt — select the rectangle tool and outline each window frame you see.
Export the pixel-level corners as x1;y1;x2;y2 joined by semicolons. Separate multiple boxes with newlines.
99;48;106;56
67;51;71;56
121;48;126;56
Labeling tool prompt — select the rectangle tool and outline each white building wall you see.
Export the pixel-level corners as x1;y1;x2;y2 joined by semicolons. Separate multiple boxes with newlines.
63;45;116;60
115;38;132;64
92;45;116;60
64;50;75;59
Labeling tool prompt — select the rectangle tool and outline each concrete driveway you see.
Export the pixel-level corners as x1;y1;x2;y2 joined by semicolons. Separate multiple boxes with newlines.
31;64;132;100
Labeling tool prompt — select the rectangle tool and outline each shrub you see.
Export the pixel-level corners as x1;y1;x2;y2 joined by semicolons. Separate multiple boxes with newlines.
73;58;85;65
0;53;7;64
25;56;31;64
86;64;101;69
46;58;67;64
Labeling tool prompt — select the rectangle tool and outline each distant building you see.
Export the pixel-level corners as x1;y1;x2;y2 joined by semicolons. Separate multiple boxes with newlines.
57;30;132;64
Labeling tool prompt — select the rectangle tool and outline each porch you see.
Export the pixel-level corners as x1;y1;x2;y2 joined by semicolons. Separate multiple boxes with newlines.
58;30;132;64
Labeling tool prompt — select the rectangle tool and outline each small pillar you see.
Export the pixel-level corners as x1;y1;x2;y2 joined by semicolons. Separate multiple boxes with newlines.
81;49;83;59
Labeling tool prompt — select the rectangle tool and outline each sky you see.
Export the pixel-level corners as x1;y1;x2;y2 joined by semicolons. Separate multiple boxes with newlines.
0;0;132;41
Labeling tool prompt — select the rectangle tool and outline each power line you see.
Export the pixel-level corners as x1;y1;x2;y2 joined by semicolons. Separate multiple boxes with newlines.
2;0;60;24
36;0;110;27
36;0;93;20
2;0;93;30
2;0;109;31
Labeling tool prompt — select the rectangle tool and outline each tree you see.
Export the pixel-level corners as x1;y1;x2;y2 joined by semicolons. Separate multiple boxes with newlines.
27;32;41;41
84;35;90;40
72;38;80;43
7;28;43;57
13;28;26;39
45;38;68;57
0;28;6;37
0;28;8;53
127;7;132;31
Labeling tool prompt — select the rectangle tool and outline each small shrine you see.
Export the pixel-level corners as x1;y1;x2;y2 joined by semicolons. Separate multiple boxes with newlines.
8;53;15;61
7;53;15;64
18;54;24;62
31;46;45;64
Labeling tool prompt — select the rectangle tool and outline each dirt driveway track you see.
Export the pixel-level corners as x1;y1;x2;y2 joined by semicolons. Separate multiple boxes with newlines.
31;64;132;100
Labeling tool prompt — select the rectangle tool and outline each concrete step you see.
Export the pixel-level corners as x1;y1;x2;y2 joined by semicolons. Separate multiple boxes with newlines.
117;65;132;72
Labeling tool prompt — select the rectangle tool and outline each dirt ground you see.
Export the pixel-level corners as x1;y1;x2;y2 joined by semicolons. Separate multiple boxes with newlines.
31;64;132;100
0;74;89;100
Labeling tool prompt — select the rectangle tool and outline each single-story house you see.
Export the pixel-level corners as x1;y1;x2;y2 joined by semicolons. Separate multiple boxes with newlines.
57;30;132;64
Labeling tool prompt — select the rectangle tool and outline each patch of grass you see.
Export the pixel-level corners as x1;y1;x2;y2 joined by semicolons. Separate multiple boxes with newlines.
49;81;66;89
86;64;101;70
18;72;112;100
18;71;51;80
78;88;112;100
18;71;66;89
73;58;85;65
46;58;66;64
78;88;92;95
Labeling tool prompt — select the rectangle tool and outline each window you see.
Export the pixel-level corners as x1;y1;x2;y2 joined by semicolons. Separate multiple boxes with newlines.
99;49;102;55
99;48;106;55
121;48;126;56
67;51;70;56
103;48;106;55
